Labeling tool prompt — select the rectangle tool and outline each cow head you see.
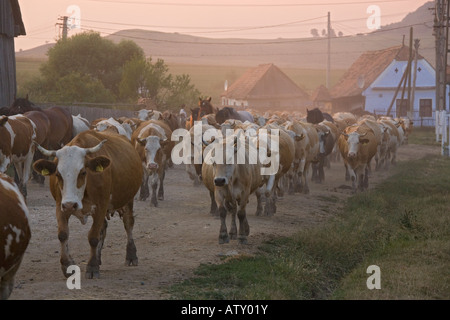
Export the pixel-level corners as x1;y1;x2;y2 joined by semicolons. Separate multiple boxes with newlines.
343;132;369;159
138;136;167;171
32;140;109;213
318;130;331;155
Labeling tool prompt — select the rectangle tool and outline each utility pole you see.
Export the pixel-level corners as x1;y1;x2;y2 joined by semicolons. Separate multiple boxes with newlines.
433;0;448;112
410;39;420;120
407;28;413;119
56;16;69;40
326;11;331;89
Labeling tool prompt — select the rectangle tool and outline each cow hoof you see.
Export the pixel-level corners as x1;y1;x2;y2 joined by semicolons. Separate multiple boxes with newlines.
126;258;138;266
86;271;100;279
219;235;230;244
238;236;248;245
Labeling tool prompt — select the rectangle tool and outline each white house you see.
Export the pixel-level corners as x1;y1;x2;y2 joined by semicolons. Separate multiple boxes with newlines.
331;45;449;126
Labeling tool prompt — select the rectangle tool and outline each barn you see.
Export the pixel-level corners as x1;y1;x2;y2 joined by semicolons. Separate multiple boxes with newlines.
0;0;26;108
330;44;449;126
220;63;310;113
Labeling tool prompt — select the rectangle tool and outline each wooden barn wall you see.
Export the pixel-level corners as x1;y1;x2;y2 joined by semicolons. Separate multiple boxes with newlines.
0;0;17;108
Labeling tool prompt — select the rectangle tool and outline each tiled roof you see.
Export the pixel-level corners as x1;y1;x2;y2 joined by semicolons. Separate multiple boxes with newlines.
222;63;309;100
311;85;332;102
330;45;423;99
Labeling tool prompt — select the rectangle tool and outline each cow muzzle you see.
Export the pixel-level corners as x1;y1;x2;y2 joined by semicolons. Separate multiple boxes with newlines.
348;152;356;159
61;201;79;212
147;162;158;170
214;177;227;187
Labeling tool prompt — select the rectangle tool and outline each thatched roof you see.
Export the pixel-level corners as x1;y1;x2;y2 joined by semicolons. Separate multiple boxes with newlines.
330;45;423;99
222;63;309;100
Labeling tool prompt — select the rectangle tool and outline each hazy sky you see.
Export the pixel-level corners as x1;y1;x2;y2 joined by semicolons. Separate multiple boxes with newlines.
15;0;430;51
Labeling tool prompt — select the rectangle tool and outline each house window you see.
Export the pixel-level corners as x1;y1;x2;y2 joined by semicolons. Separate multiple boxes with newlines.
419;99;432;117
396;99;408;117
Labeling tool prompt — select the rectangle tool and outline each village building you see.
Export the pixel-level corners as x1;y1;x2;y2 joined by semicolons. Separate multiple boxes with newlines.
221;63;310;113
0;0;26;108
330;45;449;126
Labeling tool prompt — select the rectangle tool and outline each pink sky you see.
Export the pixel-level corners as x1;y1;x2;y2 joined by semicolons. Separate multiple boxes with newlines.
15;0;430;51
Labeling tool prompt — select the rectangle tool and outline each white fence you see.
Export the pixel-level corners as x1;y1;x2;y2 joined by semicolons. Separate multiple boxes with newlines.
435;110;450;156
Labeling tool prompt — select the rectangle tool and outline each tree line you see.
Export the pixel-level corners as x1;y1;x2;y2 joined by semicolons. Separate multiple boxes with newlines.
23;31;200;111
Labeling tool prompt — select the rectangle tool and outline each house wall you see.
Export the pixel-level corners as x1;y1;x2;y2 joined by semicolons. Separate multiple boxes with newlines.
363;58;450;126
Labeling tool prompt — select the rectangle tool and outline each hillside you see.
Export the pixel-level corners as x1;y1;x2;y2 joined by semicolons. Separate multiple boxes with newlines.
15;1;435;69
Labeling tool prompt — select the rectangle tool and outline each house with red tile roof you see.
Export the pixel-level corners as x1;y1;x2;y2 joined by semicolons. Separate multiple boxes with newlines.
220;63;310;112
330;45;447;126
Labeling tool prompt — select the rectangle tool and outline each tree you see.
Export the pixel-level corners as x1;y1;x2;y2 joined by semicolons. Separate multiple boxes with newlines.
119;56;200;110
26;31;144;102
310;28;320;37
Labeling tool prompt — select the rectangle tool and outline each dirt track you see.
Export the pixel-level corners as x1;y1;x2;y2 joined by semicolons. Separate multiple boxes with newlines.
8;144;439;300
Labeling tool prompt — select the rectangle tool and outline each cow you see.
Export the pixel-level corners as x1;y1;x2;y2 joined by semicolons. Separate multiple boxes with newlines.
9;97;73;150
283;120;319;194
0;172;31;300
136;109;163;121
378;118;403;168
306;108;334;124
131;120;173;206
215;107;254;125
32;130;143;279
311;120;339;183
201;132;264;244
93;117;133;140
258;123;295;215
72;114;90;137
0;115;37;197
337;122;378;193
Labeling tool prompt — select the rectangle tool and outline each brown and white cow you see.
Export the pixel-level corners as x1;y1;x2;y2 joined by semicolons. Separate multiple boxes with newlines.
312;120;339;183
338;122;378;192
32;130;143;279
131;120;173;206
0;115;36;197
201;132;264;244
283;120;319;194
0;173;31;300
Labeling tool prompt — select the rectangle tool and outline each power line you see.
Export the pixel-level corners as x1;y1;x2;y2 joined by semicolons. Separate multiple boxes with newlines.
86;0;411;7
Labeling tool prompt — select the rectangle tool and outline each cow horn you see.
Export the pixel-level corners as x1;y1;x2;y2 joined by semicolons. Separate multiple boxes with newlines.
86;140;107;154
34;142;57;157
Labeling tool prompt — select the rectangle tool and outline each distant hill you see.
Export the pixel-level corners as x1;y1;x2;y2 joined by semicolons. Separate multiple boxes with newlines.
16;1;435;69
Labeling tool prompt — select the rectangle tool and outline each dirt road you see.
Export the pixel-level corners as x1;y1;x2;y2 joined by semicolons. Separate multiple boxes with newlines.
8;144;439;300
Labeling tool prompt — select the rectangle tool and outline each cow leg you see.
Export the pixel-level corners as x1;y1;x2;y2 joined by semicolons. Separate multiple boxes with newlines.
225;200;238;240
157;169;165;200
96;219;108;266
218;205;229;244
150;172;159;207
363;166;369;189
302;163;310;194
344;163;350;181
318;157;325;183
209;191;218;215
237;206;249;245
56;208;75;278
13;162;27;198
139;171;150;201
0;257;23;300
348;167;357;193
255;188;263;216
86;210;108;279
121;202;138;266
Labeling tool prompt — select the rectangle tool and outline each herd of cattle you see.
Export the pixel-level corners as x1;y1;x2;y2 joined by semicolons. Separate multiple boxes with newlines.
0;96;412;299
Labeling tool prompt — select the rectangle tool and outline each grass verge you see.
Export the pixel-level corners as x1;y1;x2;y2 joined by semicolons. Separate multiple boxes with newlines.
168;154;450;300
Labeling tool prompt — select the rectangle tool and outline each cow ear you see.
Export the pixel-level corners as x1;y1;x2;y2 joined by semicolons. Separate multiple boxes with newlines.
33;159;57;176
86;156;110;173
0;116;8;127
207;97;211;102
359;138;369;145
137;138;147;146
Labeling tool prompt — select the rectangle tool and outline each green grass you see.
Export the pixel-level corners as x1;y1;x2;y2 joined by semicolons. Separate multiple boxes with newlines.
168;154;450;300
407;127;441;147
